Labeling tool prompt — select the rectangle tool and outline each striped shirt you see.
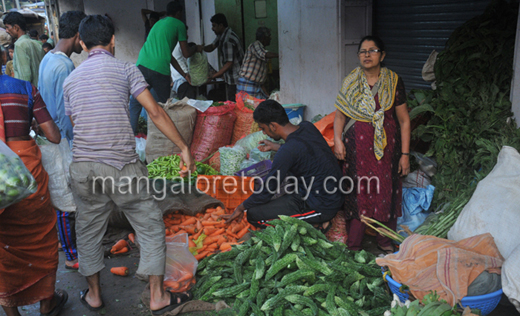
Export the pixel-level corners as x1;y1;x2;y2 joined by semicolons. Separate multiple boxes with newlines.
212;27;244;85
0;75;52;138
63;49;148;170
239;40;268;84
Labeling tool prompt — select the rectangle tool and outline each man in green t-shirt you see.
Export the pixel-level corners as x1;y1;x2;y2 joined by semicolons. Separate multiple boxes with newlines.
130;0;202;133
4;12;45;86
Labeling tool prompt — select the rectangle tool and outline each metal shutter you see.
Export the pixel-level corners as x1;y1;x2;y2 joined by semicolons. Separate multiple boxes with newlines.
373;0;490;91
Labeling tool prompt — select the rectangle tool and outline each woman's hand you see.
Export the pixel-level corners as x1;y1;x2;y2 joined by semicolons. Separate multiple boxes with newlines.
398;155;410;176
334;138;346;160
333;110;347;160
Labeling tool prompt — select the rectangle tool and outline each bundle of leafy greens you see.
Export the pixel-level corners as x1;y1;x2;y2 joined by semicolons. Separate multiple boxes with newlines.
409;0;519;237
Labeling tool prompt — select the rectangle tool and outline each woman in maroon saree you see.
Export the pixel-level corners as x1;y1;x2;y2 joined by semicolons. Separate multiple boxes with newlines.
0;74;66;316
333;36;411;253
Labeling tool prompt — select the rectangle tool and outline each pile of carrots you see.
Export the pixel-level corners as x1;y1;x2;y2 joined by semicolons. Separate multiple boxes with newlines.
110;239;129;254
107;206;254;292
163;206;257;261
163;270;196;292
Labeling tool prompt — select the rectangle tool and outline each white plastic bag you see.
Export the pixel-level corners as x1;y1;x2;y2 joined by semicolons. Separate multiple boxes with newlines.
164;233;198;292
448;146;520;259
0;141;37;209
135;137;146;162
219;146;247;176
37;137;76;212
234;131;267;154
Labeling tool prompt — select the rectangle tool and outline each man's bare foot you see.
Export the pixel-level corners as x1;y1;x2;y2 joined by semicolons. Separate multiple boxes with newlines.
79;288;104;311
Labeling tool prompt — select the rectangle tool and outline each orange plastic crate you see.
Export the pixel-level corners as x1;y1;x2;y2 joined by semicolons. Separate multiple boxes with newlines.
196;175;255;209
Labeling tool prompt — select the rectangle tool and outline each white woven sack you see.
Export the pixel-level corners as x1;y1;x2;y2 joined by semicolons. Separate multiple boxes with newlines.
145;97;196;163
502;244;520;312
447;146;520;260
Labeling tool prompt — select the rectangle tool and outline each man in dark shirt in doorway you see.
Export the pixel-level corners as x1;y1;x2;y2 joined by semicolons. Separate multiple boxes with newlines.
224;100;344;229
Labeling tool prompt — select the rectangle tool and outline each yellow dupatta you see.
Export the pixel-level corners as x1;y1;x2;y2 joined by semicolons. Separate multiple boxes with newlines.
334;67;399;160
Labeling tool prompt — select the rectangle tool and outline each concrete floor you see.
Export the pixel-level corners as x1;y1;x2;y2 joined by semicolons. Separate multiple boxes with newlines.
1;236;519;316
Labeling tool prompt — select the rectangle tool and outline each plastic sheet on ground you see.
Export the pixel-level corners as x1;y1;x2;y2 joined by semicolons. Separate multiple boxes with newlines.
140;287;230;316
376;233;503;306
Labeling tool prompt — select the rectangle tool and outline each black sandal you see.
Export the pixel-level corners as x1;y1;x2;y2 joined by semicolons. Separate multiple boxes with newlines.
79;288;105;312
151;291;193;315
40;289;68;316
315;221;332;234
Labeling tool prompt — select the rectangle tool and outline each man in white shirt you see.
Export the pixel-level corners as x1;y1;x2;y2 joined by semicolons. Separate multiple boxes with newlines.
170;42;196;99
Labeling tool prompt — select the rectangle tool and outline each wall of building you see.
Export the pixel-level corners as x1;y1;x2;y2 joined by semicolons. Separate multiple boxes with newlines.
60;0;147;66
242;0;279;70
83;0;146;63
278;0;342;119
214;0;243;44
60;0;215;68
57;0;84;13
183;0;218;70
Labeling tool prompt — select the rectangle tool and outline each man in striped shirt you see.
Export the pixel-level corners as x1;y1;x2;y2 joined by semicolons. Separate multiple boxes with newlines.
238;27;278;99
204;13;244;101
64;15;195;315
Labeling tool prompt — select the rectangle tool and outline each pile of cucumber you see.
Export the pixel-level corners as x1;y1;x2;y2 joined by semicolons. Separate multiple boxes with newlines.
193;215;392;316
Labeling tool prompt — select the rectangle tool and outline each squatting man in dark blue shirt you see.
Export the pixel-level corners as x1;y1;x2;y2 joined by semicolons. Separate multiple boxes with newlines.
223;100;344;231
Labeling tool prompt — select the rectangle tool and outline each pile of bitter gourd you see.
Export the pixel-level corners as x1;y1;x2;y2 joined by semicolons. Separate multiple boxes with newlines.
193;215;392;316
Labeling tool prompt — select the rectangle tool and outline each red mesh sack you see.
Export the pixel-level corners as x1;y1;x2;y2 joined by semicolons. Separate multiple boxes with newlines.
190;103;237;162
326;210;348;244
231;92;264;144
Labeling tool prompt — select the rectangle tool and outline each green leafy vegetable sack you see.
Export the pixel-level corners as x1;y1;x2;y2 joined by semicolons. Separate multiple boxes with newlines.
188;52;209;87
